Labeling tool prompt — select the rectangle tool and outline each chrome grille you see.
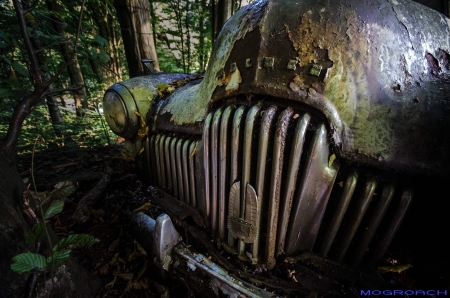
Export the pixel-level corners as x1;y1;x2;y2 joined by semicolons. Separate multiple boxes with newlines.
148;134;199;208
203;103;413;269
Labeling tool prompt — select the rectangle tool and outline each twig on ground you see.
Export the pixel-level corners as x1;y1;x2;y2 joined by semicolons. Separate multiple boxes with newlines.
72;166;113;223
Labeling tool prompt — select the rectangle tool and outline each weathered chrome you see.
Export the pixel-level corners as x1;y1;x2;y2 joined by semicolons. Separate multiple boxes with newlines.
189;141;197;208
182;139;191;205
154;134;162;186
173;244;279;298
164;136;173;193
158;135;167;190
211;108;224;236
237;105;261;257
103;85;138;139
176;138;185;202
170;137;179;197
227;106;245;249
351;183;395;267
203;113;213;223
276;113;311;256
150;135;158;185
265;108;293;269
227;182;259;243
252;106;277;263
284;123;339;256
130;212;181;270
335;178;377;262
368;189;413;270
319;171;358;258
219;106;235;239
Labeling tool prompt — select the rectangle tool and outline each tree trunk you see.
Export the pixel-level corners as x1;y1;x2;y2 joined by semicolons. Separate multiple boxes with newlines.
46;0;89;114
0;151;31;298
216;0;233;37
114;0;159;77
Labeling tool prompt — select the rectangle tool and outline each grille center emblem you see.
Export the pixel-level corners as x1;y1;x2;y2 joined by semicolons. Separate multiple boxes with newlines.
227;182;259;243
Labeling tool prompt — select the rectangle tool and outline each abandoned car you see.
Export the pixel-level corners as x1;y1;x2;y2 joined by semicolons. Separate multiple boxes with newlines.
103;0;450;295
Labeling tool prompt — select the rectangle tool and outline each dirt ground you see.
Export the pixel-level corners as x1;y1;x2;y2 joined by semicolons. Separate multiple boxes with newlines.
15;144;450;297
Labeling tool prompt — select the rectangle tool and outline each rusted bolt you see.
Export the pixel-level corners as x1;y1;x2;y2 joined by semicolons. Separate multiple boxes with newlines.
230;63;237;73
245;58;252;68
287;59;297;70
263;57;275;69
310;64;322;76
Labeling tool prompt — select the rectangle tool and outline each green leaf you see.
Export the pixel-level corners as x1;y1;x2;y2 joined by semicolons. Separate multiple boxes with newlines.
26;222;46;246
93;35;109;47
0;88;13;99
12;62;29;77
49;181;78;200
0;30;9;41
47;250;71;265
97;52;110;63
44;200;64;219
53;234;100;252
11;253;47;274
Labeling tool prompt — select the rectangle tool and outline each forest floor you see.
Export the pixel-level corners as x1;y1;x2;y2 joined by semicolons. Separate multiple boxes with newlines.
16;144;450;298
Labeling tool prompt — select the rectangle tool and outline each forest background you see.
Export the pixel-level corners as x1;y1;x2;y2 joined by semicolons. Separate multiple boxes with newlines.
0;0;250;153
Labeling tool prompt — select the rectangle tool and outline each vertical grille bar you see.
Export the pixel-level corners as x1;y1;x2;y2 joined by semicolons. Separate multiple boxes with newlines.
189;141;197;208
368;189;413;269
182;139;191;205
176;138;185;202
276;113;311;256
335;178;377;262
164;136;173;193
265;107;293;269
252;106;277;263
219;106;235;239
158;135;167;189
203;113;213;223
211;108;224;236
227;106;245;249
154;134;162;186
285;123;339;255
351;183;395;267
319;171;358;257
150;135;158;185
238;105;261;257
170;138;179;198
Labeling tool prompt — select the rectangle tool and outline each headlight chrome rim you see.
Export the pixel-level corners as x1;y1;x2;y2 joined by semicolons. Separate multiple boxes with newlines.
103;84;139;139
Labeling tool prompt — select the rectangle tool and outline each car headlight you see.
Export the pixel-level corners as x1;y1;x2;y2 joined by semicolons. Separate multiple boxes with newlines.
103;84;139;139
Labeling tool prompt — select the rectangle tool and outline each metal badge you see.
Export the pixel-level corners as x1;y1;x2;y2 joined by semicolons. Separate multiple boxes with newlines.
263;57;274;69
310;64;322;76
227;182;259;243
287;59;297;70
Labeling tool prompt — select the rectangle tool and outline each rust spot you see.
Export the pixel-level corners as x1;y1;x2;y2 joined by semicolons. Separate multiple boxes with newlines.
425;52;441;75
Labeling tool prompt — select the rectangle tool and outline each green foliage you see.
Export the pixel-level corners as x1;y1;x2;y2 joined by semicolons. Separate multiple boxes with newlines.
11;253;47;274
53;234;100;251
26;222;46;247
12;199;100;275
44;200;64;219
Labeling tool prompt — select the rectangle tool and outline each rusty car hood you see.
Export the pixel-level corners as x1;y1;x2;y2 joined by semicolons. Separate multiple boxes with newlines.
156;0;450;175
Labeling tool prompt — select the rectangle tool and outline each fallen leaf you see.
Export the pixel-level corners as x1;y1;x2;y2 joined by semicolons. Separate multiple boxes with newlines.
378;264;413;273
114;272;134;281
133;202;151;213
